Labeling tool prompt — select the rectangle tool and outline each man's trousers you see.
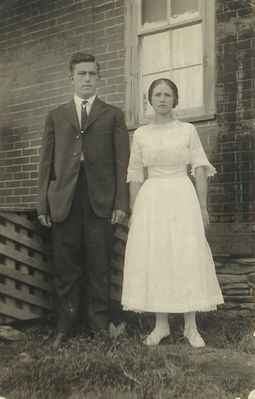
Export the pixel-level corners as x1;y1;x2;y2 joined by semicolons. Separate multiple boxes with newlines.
51;165;113;334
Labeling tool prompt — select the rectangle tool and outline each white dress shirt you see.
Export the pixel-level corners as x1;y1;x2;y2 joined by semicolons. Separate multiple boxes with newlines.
74;94;96;161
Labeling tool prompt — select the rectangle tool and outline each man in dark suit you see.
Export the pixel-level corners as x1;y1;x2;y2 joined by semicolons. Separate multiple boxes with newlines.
37;52;129;346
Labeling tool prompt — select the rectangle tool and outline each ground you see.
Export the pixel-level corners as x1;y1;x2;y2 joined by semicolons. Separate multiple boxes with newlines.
0;310;254;399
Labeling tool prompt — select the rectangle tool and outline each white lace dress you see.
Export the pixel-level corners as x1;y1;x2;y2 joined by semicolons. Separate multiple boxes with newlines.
121;120;224;313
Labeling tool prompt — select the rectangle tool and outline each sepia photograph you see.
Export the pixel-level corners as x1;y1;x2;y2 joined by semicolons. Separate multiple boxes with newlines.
0;0;254;398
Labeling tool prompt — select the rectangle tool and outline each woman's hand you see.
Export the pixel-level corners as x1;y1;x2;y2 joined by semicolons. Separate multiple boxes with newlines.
200;207;210;229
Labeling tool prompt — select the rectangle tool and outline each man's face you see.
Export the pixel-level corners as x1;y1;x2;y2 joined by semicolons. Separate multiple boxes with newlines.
70;62;100;99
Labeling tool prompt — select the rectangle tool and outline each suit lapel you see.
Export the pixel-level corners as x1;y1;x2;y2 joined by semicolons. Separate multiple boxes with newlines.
61;99;80;132
86;97;107;129
60;97;107;132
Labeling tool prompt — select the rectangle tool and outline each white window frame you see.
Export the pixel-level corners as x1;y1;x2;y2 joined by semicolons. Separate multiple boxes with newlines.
124;0;215;128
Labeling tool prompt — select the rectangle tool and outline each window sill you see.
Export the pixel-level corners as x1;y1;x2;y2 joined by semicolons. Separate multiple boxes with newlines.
127;113;216;131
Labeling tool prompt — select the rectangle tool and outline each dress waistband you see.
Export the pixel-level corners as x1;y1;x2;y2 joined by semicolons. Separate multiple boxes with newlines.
147;169;187;179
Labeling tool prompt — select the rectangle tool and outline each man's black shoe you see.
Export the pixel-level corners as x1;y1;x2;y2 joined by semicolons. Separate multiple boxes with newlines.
51;332;66;350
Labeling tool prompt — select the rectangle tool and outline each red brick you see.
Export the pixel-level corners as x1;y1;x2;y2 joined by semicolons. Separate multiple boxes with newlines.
5;180;22;188
13;188;29;195
22;164;39;172
29;187;38;195
30;172;38;179
0;189;12;197
0;158;14;166
13;172;30;180
22;179;37;187
103;67;123;78
98;85;117;95
108;59;123;69
14;157;30;165
2;196;21;204
106;93;124;103
22;148;39;156
107;76;124;85
20;195;37;203
105;25;123;37
29;155;40;163
93;2;116;14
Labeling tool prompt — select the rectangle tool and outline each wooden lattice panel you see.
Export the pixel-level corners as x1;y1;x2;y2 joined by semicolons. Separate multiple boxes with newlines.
110;223;128;302
0;212;54;324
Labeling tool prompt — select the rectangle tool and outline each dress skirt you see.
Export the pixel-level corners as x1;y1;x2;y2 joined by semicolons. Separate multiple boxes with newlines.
121;175;224;313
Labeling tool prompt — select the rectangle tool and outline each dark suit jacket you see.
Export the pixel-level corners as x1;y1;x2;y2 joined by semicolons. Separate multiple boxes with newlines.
37;97;130;222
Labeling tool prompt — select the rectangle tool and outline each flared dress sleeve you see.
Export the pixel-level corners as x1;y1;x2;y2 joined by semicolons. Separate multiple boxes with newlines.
126;130;144;183
189;124;216;177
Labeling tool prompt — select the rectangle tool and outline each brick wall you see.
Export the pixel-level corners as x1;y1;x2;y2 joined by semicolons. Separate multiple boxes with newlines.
206;0;255;255
0;0;254;255
0;0;125;209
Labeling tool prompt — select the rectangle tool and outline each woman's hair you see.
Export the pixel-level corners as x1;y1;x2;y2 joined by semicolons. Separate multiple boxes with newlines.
148;79;179;108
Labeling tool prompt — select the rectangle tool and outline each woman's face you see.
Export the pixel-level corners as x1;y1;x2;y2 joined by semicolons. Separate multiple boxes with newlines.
150;83;175;115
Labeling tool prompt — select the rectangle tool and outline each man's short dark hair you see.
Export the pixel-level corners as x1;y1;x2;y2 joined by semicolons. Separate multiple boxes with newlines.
69;52;100;75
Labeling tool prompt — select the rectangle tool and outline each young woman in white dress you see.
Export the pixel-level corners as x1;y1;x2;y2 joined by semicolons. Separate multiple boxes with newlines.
121;79;224;347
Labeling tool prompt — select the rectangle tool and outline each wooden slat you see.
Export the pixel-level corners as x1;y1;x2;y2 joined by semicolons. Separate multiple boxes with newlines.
0;224;50;254
0;315;13;323
0;285;54;310
220;302;255;310
0;303;41;321
115;227;128;242
111;274;123;286
223;296;255;303
0;243;52;274
0;212;44;235
110;225;127;302
113;241;125;257
222;289;250;296
218;274;248;285
110;286;122;302
110;288;121;302
234;258;255;265
1;260;17;322
248;281;255;289
216;264;255;275
0;267;53;292
111;258;124;272
223;283;249;289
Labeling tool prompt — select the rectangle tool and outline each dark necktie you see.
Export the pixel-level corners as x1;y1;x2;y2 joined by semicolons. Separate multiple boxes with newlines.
81;100;88;133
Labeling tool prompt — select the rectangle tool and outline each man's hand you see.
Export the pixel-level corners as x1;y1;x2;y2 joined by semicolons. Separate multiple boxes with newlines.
37;214;52;228
111;210;127;225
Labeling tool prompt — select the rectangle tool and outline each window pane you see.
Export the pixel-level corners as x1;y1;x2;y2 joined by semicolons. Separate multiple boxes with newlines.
141;31;170;75
142;0;167;25
171;0;198;16
172;23;202;68
173;65;203;110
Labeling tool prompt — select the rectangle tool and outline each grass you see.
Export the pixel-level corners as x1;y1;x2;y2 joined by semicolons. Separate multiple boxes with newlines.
0;310;254;399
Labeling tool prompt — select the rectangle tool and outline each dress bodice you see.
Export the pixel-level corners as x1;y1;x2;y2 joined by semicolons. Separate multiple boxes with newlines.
127;120;215;182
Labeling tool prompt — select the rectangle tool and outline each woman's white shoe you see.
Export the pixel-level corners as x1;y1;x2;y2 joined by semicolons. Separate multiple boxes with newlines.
184;328;205;348
143;327;170;346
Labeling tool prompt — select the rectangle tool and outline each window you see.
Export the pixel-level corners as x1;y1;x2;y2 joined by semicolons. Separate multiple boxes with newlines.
124;0;215;126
